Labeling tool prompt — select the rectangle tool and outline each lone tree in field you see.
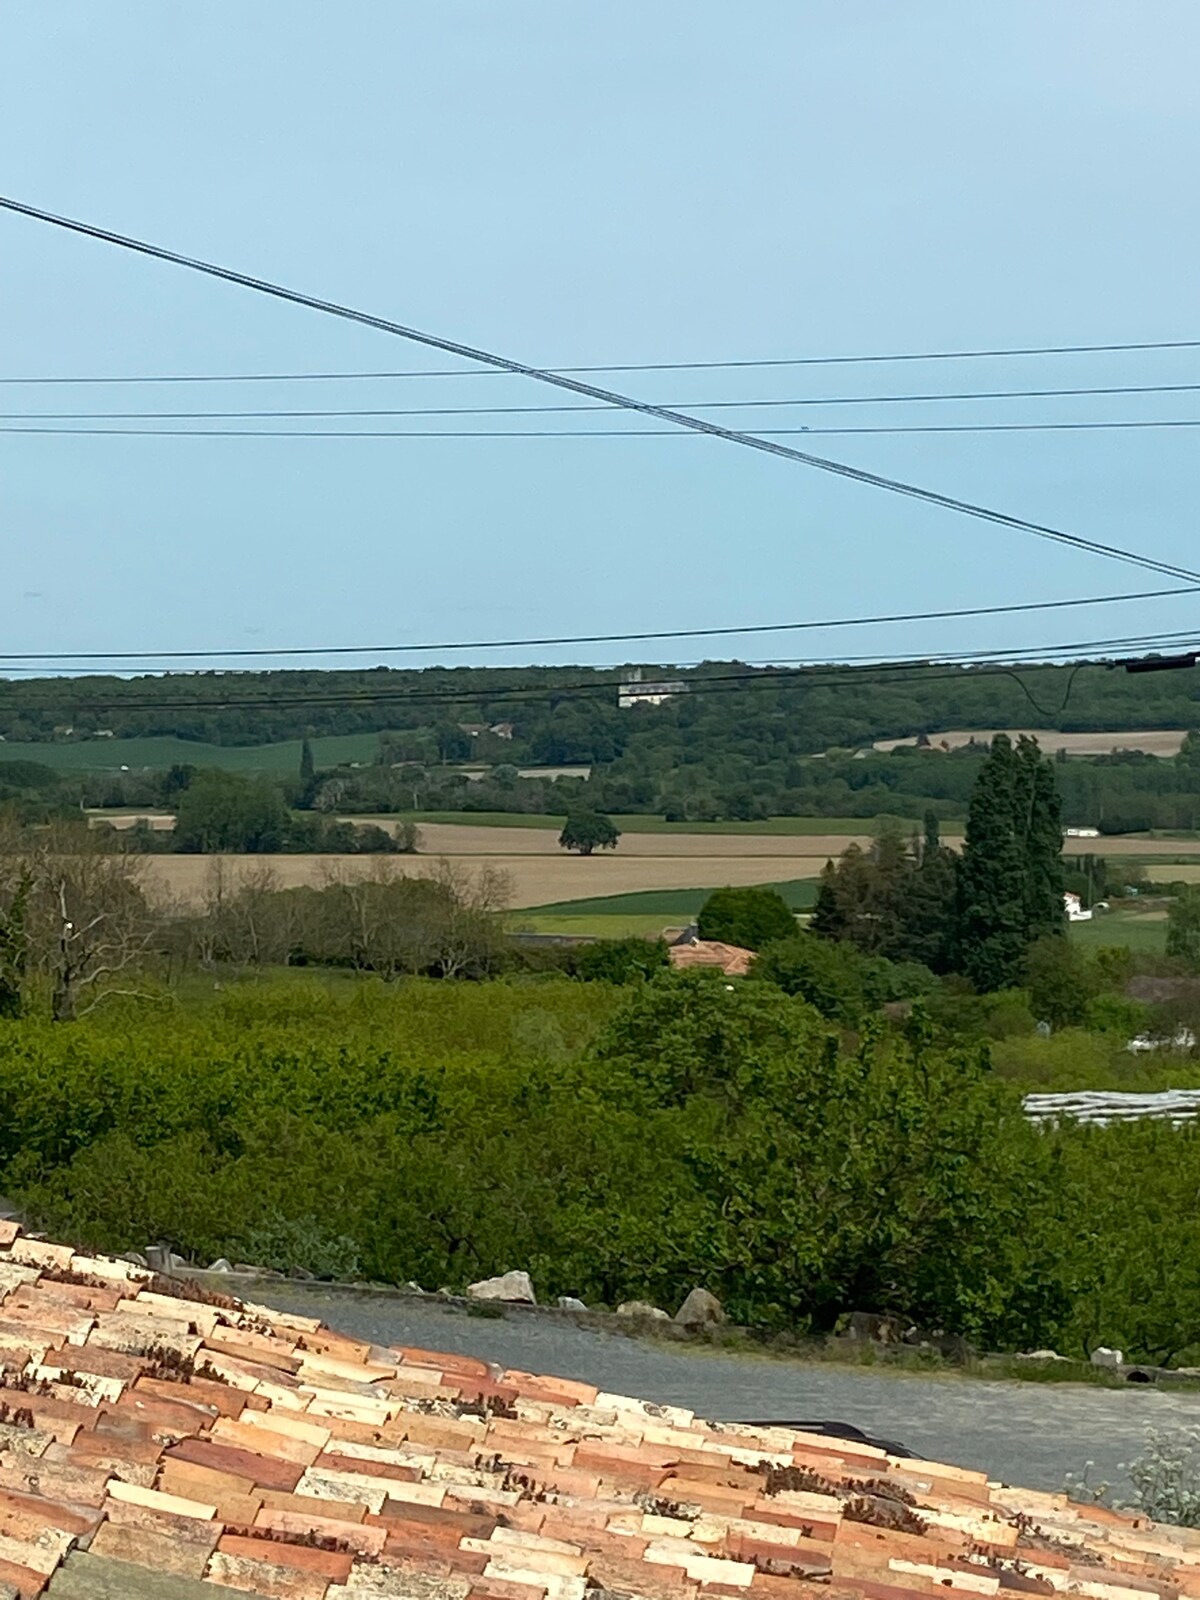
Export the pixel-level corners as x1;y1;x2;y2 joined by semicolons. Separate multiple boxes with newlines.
954;733;1064;991
559;810;621;856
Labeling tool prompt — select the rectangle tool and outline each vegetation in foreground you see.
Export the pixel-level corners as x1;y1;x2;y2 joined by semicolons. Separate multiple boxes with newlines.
5;733;1200;1365
2;970;1200;1367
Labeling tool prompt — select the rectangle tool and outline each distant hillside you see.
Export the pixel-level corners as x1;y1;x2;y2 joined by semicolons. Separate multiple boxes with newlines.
2;660;1198;831
2;657;1197;754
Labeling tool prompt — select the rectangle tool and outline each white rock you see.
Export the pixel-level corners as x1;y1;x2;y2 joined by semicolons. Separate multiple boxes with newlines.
617;1300;669;1320
468;1270;536;1305
557;1296;588;1311
1091;1346;1124;1368
207;1258;233;1272
1015;1349;1068;1361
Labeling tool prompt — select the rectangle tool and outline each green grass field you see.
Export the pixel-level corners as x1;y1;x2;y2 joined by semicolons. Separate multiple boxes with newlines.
516;879;820;937
1068;911;1168;953
0;733;380;774
512;913;690;938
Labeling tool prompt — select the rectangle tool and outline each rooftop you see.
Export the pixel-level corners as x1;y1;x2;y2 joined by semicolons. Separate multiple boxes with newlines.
668;939;756;976
0;1222;1187;1599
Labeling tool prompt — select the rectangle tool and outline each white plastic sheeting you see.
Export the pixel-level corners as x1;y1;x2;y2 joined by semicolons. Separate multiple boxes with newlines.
1024;1088;1200;1126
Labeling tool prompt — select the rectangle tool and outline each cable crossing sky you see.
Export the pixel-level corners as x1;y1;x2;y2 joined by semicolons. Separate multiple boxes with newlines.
1;194;1198;588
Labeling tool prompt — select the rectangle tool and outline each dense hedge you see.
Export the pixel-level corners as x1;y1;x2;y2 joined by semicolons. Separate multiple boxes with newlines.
3;971;1199;1362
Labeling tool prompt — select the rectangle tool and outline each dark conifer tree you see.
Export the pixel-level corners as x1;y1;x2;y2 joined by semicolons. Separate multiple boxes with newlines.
954;734;1064;990
954;734;1029;991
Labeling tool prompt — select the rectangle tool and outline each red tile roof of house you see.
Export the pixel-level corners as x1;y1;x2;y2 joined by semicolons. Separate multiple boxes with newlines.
0;1221;1187;1597
668;940;756;977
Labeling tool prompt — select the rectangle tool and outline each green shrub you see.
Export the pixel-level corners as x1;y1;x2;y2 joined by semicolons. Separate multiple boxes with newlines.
697;886;796;950
574;937;669;984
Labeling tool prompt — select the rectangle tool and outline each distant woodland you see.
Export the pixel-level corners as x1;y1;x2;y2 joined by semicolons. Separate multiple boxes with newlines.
3;659;1200;829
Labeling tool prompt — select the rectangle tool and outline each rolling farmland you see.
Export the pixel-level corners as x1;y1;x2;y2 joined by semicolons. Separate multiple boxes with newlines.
133;821;1200;912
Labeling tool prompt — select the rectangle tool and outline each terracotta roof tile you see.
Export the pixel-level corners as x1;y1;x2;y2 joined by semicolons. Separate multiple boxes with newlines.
218;1528;358;1580
0;1226;1185;1598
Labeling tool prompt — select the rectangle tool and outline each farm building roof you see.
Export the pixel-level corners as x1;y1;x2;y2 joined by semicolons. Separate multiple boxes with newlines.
668;939;756;976
0;1222;1189;1598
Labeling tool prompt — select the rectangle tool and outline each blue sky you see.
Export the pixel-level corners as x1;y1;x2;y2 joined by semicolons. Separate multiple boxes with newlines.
3;2;1199;673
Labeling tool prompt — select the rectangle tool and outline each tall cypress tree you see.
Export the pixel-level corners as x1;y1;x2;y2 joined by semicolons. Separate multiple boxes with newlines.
954;734;1065;990
1016;735;1066;942
955;735;1032;991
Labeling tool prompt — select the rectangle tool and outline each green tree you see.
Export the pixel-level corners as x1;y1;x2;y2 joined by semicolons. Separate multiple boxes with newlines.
160;763;196;802
575;937;669;984
558;811;621;856
174;771;291;853
809;826;912;958
1023;936;1100;1029
955;734;1064;991
1168;887;1200;966
299;738;316;790
697;885;796;949
751;932;866;1021
1017;735;1066;939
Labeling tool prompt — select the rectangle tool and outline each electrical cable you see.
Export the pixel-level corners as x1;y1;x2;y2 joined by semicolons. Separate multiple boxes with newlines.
1;584;1195;665
7;420;1200;439
3;337;1200;384
9;381;1200;419
2;195;1197;586
4;629;1197;677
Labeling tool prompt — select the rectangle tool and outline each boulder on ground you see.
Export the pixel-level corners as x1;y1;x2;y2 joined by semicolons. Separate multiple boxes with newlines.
1015;1348;1067;1361
468;1270;536;1305
674;1287;725;1329
846;1310;904;1344
558;1295;588;1311
1091;1346;1123;1368
617;1300;669;1320
207;1258;232;1272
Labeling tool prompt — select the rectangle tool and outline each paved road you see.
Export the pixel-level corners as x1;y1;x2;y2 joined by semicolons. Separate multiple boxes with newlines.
246;1286;1200;1497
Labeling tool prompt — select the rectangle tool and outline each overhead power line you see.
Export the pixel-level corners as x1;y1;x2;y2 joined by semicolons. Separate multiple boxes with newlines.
9;380;1200;420
8;419;1200;440
4;629;1197;678
2;584;1195;665
2;195;1197;587
3;337;1200;385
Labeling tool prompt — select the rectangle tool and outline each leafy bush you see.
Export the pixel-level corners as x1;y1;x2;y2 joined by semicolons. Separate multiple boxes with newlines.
698;887;797;951
574;937;669;984
3;970;1200;1360
753;933;935;1022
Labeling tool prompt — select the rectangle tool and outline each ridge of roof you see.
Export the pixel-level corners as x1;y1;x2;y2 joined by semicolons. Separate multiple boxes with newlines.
0;1221;1182;1599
